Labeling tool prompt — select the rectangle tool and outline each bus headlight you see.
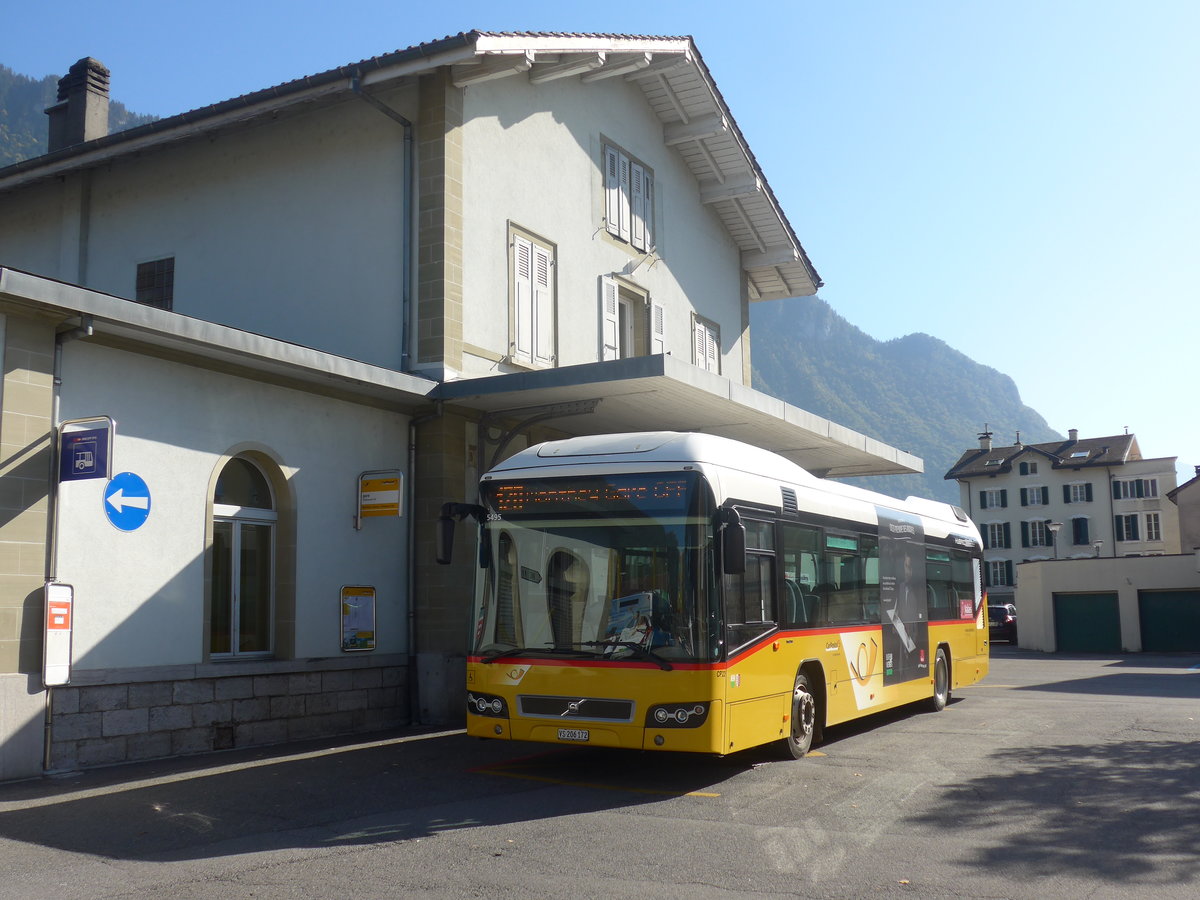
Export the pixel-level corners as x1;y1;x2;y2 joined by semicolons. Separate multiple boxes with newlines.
646;702;709;728
467;691;509;718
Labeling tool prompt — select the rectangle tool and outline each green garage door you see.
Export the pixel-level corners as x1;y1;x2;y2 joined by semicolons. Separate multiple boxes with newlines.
1054;592;1121;653
1139;590;1200;652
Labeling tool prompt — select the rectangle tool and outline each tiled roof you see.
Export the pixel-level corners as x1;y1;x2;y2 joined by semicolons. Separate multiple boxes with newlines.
944;434;1136;480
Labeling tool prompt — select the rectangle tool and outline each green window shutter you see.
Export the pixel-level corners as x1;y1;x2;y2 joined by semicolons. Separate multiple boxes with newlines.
1063;484;1071;504
983;564;991;588
1005;561;1014;585
1045;519;1054;545
1000;489;1008;508
1003;522;1011;548
1085;483;1093;502
1114;516;1124;541
979;490;988;510
1041;486;1049;505
1021;521;1030;547
1020;488;1028;507
1112;481;1121;500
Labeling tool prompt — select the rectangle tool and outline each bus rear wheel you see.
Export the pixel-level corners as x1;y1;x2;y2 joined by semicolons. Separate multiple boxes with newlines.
927;647;950;712
785;671;817;758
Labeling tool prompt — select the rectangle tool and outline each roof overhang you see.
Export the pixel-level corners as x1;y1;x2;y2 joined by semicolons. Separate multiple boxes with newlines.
0;267;438;411
434;354;921;479
0;31;820;303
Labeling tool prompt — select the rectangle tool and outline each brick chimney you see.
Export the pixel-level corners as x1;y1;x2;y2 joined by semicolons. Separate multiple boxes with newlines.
45;58;110;152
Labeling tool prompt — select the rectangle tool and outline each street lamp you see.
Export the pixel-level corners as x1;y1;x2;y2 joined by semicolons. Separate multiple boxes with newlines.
1093;539;1103;558
1048;522;1062;560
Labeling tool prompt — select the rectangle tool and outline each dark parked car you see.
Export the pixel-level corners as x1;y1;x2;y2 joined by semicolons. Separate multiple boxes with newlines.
988;603;1017;643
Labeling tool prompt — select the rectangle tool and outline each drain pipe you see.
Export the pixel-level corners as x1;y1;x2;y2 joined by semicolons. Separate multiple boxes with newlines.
351;75;415;372
406;401;443;726
44;314;94;772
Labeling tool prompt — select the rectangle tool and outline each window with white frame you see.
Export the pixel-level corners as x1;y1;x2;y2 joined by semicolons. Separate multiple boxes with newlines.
600;276;664;361
510;227;555;368
1066;482;1093;503
986;560;1013;587
1019;461;1038;475
1114;513;1140;542
1021;486;1048;507
1026;519;1050;547
1113;478;1159;499
1145;512;1162;541
984;522;1010;549
980;489;1007;509
692;315;720;373
603;143;654;252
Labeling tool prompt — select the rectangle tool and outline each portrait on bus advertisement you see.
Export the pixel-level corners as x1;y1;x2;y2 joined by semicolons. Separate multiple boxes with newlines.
876;507;929;685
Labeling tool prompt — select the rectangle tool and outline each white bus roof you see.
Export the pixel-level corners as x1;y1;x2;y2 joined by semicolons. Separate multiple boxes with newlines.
487;432;973;535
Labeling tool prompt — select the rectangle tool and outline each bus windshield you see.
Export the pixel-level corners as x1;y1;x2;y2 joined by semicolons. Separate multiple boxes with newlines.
471;472;719;664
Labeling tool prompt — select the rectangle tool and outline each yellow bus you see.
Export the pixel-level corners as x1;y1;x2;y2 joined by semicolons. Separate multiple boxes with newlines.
438;432;988;758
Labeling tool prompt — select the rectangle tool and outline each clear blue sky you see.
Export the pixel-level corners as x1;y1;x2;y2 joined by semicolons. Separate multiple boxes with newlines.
8;1;1198;481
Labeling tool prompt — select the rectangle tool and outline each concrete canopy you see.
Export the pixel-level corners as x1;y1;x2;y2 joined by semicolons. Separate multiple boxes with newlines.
435;354;922;479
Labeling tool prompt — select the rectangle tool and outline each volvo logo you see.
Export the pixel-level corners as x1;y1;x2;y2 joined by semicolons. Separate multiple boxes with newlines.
562;699;587;717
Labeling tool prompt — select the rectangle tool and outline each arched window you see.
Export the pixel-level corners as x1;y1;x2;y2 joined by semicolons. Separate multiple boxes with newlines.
211;457;277;656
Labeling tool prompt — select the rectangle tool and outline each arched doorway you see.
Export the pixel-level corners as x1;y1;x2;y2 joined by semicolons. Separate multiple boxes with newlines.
210;456;277;656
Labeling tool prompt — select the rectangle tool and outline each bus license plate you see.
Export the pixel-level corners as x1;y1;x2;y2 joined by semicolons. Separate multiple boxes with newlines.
558;728;589;742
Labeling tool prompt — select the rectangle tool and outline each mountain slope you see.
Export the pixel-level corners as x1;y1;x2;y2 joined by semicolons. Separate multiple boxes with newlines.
750;296;1059;504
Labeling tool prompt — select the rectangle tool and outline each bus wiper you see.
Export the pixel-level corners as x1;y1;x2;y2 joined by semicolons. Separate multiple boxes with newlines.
576;641;673;671
479;645;596;663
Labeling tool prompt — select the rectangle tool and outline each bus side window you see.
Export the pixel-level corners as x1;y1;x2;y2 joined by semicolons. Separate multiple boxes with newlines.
779;522;820;628
926;550;954;621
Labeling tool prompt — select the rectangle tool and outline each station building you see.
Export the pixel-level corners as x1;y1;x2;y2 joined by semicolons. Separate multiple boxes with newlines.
0;33;921;780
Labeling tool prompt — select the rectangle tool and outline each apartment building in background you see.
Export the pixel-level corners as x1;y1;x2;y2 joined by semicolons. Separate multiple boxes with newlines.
944;428;1181;601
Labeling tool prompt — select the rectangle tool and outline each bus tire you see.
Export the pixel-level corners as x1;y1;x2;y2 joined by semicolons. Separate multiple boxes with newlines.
927;647;950;712
784;671;818;758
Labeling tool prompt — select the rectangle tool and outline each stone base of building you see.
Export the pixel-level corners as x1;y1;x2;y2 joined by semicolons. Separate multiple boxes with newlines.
45;655;410;773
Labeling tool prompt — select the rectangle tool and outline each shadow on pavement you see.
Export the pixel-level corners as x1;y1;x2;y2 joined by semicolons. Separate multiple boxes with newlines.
0;727;751;862
906;739;1200;885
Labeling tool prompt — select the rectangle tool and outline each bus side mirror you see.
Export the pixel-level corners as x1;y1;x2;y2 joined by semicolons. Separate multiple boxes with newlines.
436;514;456;565
719;507;746;576
436;502;487;566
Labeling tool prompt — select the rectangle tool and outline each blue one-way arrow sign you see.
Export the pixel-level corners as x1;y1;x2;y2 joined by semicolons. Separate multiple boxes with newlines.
104;472;152;531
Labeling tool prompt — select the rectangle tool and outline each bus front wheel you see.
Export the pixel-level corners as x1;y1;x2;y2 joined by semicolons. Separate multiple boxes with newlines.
785;671;817;758
927;647;950;712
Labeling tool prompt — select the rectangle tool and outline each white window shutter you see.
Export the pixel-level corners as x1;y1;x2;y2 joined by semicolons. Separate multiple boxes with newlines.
617;152;632;242
630;162;646;251
604;145;621;239
600;276;619;361
533;243;554;366
513;235;533;365
641;168;654;250
705;326;719;373
650;301;665;355
693;320;706;368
